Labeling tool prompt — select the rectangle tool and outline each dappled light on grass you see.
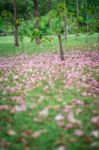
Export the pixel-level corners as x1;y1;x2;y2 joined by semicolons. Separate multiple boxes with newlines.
0;51;99;150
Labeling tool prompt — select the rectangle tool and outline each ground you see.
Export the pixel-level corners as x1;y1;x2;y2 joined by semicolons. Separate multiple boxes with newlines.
0;49;99;150
0;33;98;56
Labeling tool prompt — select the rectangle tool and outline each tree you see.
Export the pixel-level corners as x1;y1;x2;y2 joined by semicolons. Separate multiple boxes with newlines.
48;1;67;60
58;34;64;61
33;0;40;44
56;1;67;60
13;0;19;46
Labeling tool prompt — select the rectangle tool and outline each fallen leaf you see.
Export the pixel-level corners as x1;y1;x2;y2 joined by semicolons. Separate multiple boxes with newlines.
18;138;28;145
67;111;82;126
56;120;65;127
55;114;65;121
91;116;99;127
64;105;72;112
0;105;9;110
65;123;74;130
0;139;10;148
11;104;26;113
7;129;16;136
38;107;49;118
56;145;66;150
22;130;32;136
74;130;84;137
31;129;47;138
72;99;84;106
91;142;99;148
91;130;99;138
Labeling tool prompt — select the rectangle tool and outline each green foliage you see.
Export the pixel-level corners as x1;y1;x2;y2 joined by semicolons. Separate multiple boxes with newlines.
77;16;84;24
0;10;13;33
19;17;51;43
50;18;61;34
0;0;98;44
19;19;33;42
0;16;3;28
56;1;67;17
46;1;67;36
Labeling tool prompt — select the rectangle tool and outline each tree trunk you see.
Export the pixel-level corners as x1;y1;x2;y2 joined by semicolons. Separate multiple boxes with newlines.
63;16;67;40
13;0;19;47
34;0;39;17
34;0;40;45
58;35;64;61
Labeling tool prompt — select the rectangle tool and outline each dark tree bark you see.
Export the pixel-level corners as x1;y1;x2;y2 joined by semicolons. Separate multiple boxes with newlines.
13;0;19;47
34;0;39;17
58;35;64;61
34;0;40;45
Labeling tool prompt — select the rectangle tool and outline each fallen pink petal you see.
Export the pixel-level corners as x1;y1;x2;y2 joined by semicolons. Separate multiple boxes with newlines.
74;130;84;137
91;130;99;138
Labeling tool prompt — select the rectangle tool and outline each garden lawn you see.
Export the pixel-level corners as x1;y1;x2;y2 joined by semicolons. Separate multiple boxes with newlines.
0;50;99;150
0;33;98;56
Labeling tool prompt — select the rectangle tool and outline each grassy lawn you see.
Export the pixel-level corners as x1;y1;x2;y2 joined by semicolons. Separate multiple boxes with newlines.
0;34;99;150
0;33;98;56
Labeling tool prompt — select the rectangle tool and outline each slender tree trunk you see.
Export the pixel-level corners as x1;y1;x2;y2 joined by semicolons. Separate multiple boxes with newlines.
63;16;67;39
58;35;64;61
34;0;39;17
13;0;19;47
34;0;40;45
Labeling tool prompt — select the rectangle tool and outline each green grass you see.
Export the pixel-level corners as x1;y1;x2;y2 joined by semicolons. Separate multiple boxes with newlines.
0;33;98;56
